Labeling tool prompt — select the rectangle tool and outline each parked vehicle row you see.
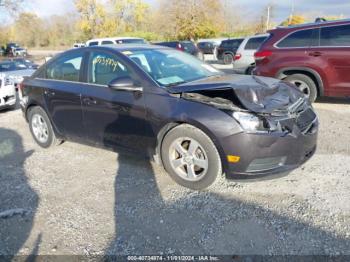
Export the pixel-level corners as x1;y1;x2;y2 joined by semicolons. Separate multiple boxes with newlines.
0;59;38;72
86;37;147;47
254;18;350;101
155;41;202;58
1;42;27;57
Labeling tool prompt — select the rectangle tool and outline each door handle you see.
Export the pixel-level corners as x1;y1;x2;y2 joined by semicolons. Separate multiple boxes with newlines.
308;51;322;57
82;97;97;105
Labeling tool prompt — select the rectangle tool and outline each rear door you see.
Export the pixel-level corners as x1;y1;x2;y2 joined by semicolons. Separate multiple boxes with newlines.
80;50;149;152
41;50;87;140
315;24;350;96
273;28;319;76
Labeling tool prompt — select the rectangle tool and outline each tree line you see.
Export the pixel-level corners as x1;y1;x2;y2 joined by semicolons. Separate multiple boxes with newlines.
0;0;342;49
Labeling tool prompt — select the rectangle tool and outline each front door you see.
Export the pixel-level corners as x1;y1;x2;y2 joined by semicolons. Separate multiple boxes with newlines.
81;50;150;153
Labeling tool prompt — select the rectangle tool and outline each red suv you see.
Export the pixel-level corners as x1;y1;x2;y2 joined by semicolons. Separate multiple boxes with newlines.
254;19;350;102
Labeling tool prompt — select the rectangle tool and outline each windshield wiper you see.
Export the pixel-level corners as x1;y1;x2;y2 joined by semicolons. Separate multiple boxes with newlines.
165;81;187;87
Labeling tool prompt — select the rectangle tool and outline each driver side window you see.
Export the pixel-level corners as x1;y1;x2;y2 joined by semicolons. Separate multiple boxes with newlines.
88;51;130;86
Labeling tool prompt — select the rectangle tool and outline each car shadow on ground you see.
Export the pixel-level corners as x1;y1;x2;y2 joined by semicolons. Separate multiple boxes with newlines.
104;145;350;255
315;97;350;105
0;128;39;258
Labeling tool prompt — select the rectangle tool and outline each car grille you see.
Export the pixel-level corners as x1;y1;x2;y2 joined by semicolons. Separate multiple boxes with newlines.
296;108;317;133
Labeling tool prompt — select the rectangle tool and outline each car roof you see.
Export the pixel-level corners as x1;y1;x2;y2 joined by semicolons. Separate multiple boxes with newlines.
82;44;169;52
272;18;350;32
245;34;269;39
86;37;144;42
156;40;195;43
222;38;244;42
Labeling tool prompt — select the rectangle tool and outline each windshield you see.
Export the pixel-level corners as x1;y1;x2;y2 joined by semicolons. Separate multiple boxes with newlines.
220;39;243;48
125;49;222;86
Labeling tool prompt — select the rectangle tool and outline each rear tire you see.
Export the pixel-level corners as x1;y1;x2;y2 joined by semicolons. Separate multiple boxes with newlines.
223;53;234;65
245;65;255;75
284;74;318;103
161;124;222;190
28;106;61;148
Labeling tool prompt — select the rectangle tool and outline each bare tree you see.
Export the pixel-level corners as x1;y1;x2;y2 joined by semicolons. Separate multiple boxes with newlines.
0;0;26;15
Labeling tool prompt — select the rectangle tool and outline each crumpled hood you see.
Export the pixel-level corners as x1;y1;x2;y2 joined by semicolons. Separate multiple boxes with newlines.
167;74;305;113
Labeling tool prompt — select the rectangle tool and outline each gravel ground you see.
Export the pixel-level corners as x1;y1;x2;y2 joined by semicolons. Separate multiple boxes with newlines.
0;72;350;257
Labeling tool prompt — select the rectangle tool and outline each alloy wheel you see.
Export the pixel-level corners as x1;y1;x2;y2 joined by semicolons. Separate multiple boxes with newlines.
290;80;311;98
31;114;49;143
169;137;209;182
223;54;233;64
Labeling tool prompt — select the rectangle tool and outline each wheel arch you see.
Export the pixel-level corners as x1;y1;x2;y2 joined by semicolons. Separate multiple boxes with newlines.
155;121;228;175
223;51;235;56
276;67;324;97
25;102;62;139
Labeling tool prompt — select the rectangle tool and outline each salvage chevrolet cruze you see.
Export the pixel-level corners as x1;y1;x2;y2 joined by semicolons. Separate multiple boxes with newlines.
20;45;318;190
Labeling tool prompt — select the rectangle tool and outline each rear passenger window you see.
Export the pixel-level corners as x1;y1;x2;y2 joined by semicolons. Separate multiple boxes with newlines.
221;40;242;48
46;52;83;82
244;37;267;50
321;25;350;46
101;40;114;45
88;41;99;46
277;29;314;48
88;51;130;85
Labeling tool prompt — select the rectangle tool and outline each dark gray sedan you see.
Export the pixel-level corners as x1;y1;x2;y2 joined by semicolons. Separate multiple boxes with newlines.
20;45;318;190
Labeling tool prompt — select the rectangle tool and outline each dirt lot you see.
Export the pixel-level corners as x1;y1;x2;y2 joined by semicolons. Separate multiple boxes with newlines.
0;78;350;256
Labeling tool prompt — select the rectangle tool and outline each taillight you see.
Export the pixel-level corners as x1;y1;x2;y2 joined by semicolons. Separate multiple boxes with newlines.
254;50;272;61
176;43;184;51
18;81;25;92
234;53;242;61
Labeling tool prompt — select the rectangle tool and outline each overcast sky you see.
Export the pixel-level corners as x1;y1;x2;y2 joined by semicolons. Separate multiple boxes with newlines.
4;0;350;24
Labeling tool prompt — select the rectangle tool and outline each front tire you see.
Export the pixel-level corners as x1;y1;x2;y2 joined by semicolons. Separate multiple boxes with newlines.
28;106;60;148
285;74;318;103
161;124;222;190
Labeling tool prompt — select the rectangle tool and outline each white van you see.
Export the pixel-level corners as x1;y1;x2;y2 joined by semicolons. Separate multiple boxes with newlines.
86;37;147;47
232;34;269;75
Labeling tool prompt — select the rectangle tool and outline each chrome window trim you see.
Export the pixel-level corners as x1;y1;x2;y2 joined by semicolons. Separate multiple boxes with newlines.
35;77;108;88
273;27;318;49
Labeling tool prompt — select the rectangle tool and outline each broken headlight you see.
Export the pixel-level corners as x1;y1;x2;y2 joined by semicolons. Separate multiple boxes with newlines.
233;112;270;132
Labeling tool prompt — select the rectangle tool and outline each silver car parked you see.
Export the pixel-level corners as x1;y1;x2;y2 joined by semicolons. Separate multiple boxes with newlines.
232;34;269;75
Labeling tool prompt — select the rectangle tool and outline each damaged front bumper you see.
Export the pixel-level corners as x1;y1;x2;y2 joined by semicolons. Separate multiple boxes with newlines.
221;117;318;180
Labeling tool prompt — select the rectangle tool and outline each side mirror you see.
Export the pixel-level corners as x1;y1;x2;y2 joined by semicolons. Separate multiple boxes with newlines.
108;76;142;92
